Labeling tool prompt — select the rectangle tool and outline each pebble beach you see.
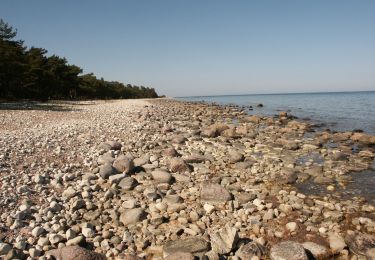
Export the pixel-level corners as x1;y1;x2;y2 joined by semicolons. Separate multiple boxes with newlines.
0;99;374;259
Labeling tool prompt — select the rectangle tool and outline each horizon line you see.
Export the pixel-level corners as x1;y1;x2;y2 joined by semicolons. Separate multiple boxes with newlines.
174;89;375;98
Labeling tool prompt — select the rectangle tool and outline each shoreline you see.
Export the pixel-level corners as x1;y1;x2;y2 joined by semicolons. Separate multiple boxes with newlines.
0;98;374;259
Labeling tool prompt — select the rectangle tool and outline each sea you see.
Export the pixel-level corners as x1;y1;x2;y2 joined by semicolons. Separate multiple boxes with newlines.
179;91;375;135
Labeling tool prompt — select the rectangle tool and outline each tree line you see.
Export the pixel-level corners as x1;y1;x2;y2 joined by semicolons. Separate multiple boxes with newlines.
0;19;158;100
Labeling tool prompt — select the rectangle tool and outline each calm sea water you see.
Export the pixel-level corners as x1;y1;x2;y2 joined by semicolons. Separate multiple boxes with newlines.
179;91;375;134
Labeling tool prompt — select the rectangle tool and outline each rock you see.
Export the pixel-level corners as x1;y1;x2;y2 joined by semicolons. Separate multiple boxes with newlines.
171;135;187;144
82;227;95;238
97;152;115;165
120;208;146;226
151;169;173;183
108;173;126;184
228;150;244;163
46;245;106;260
163;237;209;257
328;233;347;253
66;236;84;246
247;115;261;124
302;242;329;259
201;183;232;203
62;187;77;199
118;177;138;190
72;199;86;211
164;147;179;157
270;241;308;260
351;132;375;145
31;226;45;237
210;224;239;254
183;154;208;163
313;176;333;185
113;155;134;174
345;231;375;257
168;157;190;173
0;243;12;256
204;203;215;214
99;163;117;179
201;123;230;138
164;252;195;260
331;152;348;161
235;241;267;259
286;222;298;232
133;155;150;166
49;234;64;244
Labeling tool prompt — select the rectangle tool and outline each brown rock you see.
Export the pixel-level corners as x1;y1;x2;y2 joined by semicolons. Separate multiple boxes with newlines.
46;246;106;260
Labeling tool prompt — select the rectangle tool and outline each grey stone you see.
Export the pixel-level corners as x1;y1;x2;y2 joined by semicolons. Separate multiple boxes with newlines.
46;245;106;260
99;163;117;179
210;224;239;254
151;169;173;183
302;242;328;259
120;208;147;226
118;177;138;190
200;183;232;203
270;241;308;260
163;237;209;257
113;155;134;174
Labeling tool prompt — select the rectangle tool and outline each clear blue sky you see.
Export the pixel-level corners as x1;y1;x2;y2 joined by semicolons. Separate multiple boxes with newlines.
1;0;375;97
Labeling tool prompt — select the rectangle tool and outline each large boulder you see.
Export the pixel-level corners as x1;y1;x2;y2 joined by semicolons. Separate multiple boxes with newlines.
163;237;209;258
120;208;147;226
113;155;134;174
210;224;239;254
270;241;308;260
351;133;375;145
151;169;173;184
201;123;230;138
99;163;117;179
168;158;190;173
345;231;375;257
201;183;232;203
46;246;105;260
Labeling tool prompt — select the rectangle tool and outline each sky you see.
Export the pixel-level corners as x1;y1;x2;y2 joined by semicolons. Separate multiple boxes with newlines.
1;0;375;97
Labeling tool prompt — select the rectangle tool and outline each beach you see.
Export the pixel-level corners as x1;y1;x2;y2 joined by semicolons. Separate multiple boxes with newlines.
0;98;374;259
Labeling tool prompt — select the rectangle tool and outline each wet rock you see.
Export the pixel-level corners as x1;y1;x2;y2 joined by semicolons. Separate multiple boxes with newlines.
270;241;308;260
351;133;375;145
46;245;106;260
313;176;333;185
331;152;348;161
201;183;232;203
210;224;239;254
163;237;209;257
120;208;147;226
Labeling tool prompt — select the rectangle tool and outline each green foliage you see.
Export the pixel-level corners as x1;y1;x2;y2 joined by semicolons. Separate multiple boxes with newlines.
0;18;158;100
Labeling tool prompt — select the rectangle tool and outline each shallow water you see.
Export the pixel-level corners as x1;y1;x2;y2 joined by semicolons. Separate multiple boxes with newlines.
179;91;375;134
296;168;375;204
